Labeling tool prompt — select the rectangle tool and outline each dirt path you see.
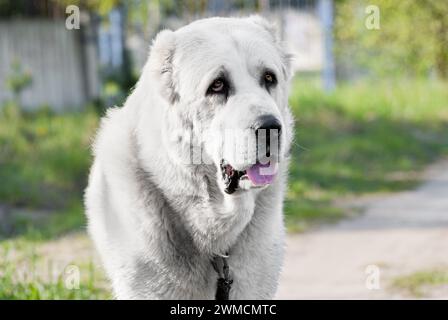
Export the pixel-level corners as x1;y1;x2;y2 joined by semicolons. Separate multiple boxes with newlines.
276;160;448;299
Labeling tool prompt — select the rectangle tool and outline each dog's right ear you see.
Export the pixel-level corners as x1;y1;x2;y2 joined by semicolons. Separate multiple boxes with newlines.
147;29;179;104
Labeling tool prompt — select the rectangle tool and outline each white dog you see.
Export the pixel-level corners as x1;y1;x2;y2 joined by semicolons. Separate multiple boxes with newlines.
84;16;294;300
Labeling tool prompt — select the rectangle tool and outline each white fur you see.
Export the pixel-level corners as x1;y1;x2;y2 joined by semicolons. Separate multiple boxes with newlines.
84;16;294;299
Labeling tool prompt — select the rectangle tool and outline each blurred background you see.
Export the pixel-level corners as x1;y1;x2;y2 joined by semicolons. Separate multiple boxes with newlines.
0;0;447;299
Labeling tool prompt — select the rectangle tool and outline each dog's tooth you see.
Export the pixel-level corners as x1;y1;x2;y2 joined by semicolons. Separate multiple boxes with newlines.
238;177;252;190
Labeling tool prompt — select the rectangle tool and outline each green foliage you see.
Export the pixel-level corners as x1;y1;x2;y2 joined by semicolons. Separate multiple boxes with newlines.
392;268;448;297
0;265;109;299
0;107;98;208
285;77;448;231
0;203;87;242
5;60;32;106
0;238;110;299
335;0;448;78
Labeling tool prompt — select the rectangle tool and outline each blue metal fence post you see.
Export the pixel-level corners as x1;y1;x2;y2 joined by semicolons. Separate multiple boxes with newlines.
318;0;336;92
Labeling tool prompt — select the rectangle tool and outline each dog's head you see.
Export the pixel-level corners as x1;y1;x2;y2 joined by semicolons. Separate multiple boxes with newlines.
145;16;294;195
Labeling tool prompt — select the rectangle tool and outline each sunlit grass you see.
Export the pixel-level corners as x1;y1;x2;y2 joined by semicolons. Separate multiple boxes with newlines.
0;104;98;208
285;77;448;231
0;105;109;299
0;234;110;300
392;268;448;297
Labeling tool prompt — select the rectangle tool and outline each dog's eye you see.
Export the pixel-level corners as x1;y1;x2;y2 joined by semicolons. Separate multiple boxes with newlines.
212;80;224;92
263;71;277;88
207;78;228;95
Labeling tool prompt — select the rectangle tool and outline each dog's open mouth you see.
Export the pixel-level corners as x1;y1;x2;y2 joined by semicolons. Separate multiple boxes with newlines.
220;159;277;194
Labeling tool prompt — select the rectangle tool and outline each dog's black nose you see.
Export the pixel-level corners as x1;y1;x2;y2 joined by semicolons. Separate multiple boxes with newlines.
255;114;282;134
254;115;282;158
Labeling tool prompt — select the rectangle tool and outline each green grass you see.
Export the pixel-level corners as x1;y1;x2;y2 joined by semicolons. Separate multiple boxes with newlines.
0;202;87;242
0;103;98;208
285;78;448;231
0;259;110;299
0;104;108;299
392;268;448;297
0;235;111;299
0;104;97;242
0;196;110;299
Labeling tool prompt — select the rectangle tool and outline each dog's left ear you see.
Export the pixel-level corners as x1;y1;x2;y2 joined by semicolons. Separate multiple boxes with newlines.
147;29;179;104
249;15;294;81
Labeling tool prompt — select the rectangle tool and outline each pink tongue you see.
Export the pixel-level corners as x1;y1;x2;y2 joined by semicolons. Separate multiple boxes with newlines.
246;162;277;186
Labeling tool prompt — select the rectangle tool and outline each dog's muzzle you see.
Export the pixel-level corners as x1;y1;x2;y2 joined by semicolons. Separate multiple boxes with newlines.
221;115;282;194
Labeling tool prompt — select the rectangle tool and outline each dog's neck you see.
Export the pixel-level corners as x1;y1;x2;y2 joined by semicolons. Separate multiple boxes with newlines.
132;135;255;256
